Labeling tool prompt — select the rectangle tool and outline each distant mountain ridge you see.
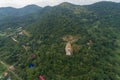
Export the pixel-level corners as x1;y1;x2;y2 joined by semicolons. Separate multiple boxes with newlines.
0;1;119;17
0;5;42;20
0;1;120;30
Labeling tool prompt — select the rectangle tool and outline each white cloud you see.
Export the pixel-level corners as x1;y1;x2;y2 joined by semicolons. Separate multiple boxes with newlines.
0;0;119;8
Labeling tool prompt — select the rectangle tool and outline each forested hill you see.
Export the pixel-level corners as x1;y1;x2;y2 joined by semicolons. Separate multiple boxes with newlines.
0;5;41;19
0;5;43;30
0;1;120;80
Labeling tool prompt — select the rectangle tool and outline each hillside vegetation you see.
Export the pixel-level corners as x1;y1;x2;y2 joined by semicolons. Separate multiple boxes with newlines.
0;1;120;80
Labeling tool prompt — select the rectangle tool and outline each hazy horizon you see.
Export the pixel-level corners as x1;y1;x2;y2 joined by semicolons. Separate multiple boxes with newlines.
0;0;120;8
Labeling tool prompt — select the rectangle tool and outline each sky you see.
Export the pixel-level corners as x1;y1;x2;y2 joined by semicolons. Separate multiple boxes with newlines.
0;0;120;8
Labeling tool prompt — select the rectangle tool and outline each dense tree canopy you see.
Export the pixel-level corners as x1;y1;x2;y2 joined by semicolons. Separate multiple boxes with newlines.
0;1;120;80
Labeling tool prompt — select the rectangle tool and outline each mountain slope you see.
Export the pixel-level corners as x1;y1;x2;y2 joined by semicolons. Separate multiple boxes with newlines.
0;5;51;30
0;5;41;19
0;1;120;80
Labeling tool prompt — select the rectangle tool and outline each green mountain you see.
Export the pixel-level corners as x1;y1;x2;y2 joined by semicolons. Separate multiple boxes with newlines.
0;1;120;80
0;5;42;30
0;5;41;19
